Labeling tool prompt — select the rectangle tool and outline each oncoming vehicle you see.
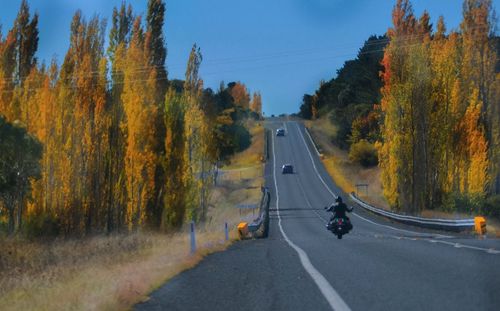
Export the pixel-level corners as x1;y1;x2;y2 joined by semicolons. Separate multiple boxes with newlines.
276;128;285;136
281;164;293;174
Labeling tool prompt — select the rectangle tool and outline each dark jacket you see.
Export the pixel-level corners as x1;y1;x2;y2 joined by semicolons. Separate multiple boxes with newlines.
326;202;352;219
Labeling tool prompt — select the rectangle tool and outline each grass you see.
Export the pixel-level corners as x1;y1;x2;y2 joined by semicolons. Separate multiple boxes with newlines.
306;114;388;209
0;121;265;311
307;114;500;236
225;120;265;169
0;232;233;311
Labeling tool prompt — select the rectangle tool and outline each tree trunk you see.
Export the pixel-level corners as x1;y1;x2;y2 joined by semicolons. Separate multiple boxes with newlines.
7;201;15;235
16;199;23;233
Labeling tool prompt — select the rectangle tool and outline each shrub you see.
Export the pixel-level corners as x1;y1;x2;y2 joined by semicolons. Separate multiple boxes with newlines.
232;124;251;152
23;213;61;237
483;195;500;220
441;192;500;220
348;139;378;167
442;192;484;215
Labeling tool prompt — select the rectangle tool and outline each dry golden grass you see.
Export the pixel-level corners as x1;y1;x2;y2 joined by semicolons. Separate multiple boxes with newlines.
0;122;265;311
307;114;389;209
0;232;234;311
307;115;500;235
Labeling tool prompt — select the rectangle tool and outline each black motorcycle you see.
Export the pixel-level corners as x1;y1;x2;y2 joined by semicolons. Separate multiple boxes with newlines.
326;217;352;239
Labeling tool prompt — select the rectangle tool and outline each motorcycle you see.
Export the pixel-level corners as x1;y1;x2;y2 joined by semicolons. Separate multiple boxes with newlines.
326;217;352;239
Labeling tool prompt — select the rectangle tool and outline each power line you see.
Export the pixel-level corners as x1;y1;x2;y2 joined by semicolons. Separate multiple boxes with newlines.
0;25;497;93
0;23;492;86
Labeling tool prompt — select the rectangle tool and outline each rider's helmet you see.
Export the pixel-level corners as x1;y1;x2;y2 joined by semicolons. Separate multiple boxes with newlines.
335;196;343;203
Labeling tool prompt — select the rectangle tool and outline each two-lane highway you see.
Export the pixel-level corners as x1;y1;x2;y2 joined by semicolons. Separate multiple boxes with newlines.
137;120;499;311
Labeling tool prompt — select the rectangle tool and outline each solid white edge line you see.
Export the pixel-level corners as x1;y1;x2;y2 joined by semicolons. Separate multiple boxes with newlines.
304;126;321;157
271;131;351;311
295;122;499;255
295;122;444;236
352;211;450;238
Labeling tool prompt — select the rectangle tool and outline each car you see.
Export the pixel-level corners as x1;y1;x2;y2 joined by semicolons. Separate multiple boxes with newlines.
276;128;285;136
281;164;293;174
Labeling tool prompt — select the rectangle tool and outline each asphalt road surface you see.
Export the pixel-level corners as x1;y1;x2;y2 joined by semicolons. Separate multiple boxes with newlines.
136;120;500;311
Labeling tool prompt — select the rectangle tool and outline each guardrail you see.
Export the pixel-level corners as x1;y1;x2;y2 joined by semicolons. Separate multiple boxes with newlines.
264;128;270;160
349;193;475;232
244;188;270;238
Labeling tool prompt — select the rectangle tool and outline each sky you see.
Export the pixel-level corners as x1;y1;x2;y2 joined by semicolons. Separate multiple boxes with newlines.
1;0;498;115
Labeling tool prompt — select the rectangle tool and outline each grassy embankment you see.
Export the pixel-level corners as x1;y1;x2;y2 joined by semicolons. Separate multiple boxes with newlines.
305;114;500;236
0;121;265;311
305;114;388;209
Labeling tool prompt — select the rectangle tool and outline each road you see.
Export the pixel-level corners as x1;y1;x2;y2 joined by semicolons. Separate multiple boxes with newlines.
136;120;500;311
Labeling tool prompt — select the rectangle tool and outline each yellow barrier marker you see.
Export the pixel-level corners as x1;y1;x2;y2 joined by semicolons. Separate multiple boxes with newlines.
474;216;487;235
237;222;249;239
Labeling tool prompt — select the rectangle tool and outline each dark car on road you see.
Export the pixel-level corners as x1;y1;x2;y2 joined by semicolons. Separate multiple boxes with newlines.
276;128;285;136
282;164;293;174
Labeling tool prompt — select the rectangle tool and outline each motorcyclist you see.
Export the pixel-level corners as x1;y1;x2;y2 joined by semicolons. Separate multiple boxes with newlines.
325;196;353;231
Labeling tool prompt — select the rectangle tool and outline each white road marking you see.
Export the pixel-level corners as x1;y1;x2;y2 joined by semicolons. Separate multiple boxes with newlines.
271;132;351;311
292;121;499;255
304;126;321;157
295;122;445;236
351;210;450;238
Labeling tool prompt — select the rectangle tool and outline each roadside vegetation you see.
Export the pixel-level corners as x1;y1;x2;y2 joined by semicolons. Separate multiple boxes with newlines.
300;0;500;222
0;1;267;310
0;121;265;311
305;116;388;210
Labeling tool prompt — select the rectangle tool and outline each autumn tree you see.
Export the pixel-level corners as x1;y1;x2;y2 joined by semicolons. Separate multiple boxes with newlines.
183;44;207;220
0;0;38;121
250;91;262;118
13;0;39;86
122;16;158;229
379;0;498;214
106;2;134;232
379;0;418;211
229;82;250;110
460;0;498;195
0;1;258;236
162;88;187;228
145;0;168;228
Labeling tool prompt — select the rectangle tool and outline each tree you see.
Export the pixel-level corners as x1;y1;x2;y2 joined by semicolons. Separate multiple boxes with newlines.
250;91;262;118
0;25;20;121
460;0;499;195
13;0;39;86
378;0;498;215
108;2;133;63
122;16;158;229
298;35;387;147
229;82;250;110
183;44;206;220
379;0;417;211
162;88;187;228
145;0;167;90
107;1;134;232
0;116;42;234
145;0;168;228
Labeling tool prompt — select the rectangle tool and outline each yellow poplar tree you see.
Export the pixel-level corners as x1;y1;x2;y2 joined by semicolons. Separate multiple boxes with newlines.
122;17;158;229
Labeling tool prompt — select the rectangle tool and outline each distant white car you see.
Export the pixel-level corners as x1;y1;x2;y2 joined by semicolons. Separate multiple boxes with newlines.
276;128;285;136
282;164;293;174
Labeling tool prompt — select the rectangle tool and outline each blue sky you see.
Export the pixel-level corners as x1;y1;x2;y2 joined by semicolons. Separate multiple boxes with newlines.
1;0;497;115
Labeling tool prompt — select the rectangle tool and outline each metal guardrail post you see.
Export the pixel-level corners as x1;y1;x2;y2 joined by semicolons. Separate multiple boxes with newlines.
224;222;229;241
